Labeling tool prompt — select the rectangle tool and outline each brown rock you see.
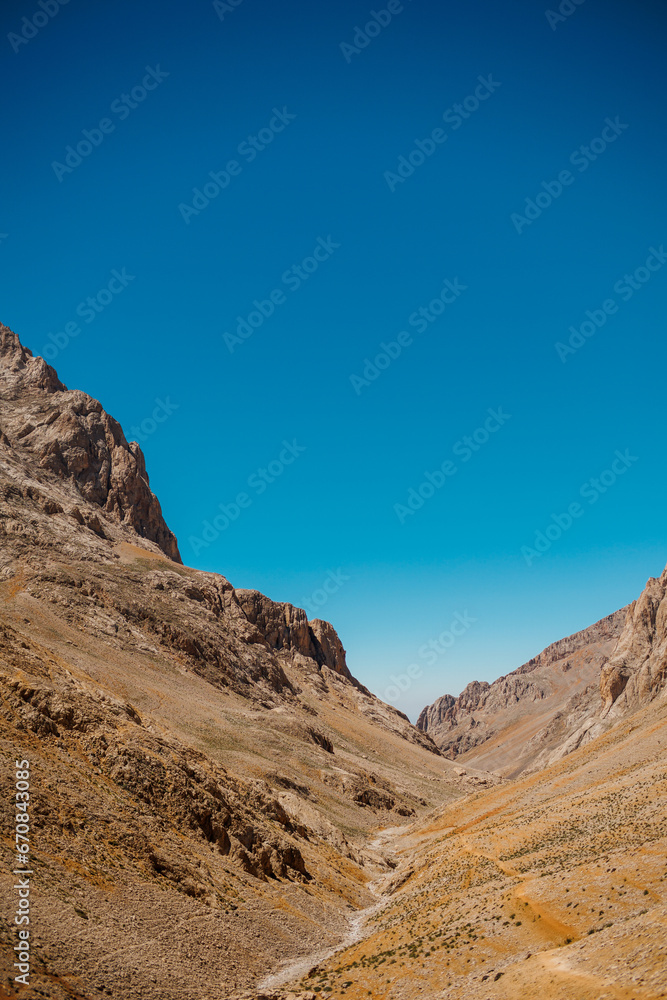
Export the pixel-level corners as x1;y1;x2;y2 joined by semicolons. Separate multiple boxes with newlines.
0;322;180;561
236;589;353;681
600;567;667;713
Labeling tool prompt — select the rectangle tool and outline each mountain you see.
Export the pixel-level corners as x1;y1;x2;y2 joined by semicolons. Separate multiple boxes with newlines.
0;326;180;562
297;671;667;1000
417;566;667;780
275;570;667;999
1;322;665;1000
600;568;667;713
0;324;495;1000
416;608;628;776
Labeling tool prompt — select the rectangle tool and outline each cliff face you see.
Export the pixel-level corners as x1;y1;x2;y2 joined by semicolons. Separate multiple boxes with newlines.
600;567;667;714
526;565;667;770
418;562;667;777
235;589;355;683
0;323;181;561
417;609;629;776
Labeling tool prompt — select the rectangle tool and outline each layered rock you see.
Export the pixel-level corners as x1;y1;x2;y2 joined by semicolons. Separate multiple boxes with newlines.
236;589;353;681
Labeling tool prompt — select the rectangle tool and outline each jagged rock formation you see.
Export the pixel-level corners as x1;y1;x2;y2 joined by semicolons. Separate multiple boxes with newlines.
236;589;356;684
526;566;667;770
601;566;667;714
419;564;667;778
0;324;180;561
417;609;628;775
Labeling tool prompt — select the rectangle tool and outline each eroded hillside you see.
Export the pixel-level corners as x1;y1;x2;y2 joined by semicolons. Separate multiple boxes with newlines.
0;324;665;1000
0;325;489;999
417;610;628;775
282;693;667;1000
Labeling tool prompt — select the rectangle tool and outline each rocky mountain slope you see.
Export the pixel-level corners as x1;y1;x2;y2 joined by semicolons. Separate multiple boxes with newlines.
289;687;667;1000
258;563;667;999
416;609;628;775
1;322;665;1000
529;564;667;773
418;562;667;781
0;326;180;562
0;324;494;1000
601;568;667;714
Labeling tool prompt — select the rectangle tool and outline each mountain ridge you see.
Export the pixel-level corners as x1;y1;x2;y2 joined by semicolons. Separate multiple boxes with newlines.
417;571;667;777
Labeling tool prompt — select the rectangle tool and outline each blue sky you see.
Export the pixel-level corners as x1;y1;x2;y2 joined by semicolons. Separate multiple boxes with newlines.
2;0;666;719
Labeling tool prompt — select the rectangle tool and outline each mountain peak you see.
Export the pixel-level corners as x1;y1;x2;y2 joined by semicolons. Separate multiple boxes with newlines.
0;322;180;561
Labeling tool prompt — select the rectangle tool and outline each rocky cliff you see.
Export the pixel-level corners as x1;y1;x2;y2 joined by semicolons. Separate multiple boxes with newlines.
601;566;667;714
236;589;358;685
0;324;180;561
527;566;667;769
418;561;667;778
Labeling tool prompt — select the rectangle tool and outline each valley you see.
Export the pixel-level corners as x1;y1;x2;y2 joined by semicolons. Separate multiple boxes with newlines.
0;323;665;1000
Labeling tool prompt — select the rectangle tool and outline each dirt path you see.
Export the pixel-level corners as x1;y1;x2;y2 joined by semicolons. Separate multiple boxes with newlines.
260;826;580;992
258;826;406;991
536;951;661;1000
462;839;578;941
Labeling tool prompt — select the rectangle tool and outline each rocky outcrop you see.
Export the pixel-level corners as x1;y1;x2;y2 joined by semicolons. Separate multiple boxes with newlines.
525;569;667;770
0;323;65;393
0;323;181;561
417;609;628;775
236;589;353;681
600;567;667;715
2;667;310;884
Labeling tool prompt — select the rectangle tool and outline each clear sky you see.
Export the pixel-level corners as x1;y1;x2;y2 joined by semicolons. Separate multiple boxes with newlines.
2;0;666;720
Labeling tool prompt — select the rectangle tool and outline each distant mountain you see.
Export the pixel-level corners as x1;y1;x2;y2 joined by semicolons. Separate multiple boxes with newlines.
416;610;627;775
418;566;667;778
